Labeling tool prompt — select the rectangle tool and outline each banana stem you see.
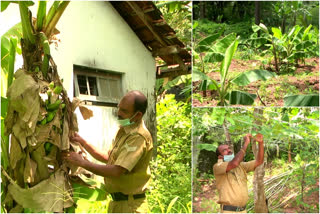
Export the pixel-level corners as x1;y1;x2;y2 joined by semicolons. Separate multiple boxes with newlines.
36;1;47;31
45;1;70;37
8;37;17;88
19;2;36;44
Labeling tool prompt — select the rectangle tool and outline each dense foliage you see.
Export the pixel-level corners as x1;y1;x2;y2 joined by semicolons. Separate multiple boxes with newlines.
148;95;192;213
155;1;192;101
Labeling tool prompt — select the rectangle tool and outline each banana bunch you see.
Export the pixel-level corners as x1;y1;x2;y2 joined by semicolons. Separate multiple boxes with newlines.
39;81;65;125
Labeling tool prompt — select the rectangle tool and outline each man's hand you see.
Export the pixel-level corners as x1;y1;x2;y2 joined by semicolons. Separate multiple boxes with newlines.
63;152;86;167
70;132;85;146
255;133;263;143
244;133;252;144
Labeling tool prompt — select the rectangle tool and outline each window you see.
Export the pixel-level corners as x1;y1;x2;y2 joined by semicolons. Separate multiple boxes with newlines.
74;65;123;106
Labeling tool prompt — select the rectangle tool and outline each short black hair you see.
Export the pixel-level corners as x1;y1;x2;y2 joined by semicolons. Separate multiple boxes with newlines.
216;147;221;157
131;91;148;115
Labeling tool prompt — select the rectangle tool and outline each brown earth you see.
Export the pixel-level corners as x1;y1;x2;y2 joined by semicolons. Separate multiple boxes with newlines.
193;58;319;107
193;179;319;213
193;179;218;213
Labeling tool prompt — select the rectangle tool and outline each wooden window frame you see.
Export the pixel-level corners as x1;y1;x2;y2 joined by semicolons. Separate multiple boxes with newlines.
73;65;123;106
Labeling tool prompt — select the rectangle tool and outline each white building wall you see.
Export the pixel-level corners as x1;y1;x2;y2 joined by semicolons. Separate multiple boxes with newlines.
52;1;156;159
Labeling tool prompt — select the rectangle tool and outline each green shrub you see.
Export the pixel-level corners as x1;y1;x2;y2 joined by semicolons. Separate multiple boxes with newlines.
148;95;191;213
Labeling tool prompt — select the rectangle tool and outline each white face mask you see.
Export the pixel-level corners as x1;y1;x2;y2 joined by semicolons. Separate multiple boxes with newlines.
223;154;234;162
117;112;138;127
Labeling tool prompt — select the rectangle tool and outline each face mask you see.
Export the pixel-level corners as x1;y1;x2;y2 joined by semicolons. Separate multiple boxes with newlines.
223;154;234;162
118;112;138;127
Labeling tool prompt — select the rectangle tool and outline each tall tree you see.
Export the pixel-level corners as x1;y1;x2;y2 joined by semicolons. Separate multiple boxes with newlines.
255;1;261;36
252;108;268;213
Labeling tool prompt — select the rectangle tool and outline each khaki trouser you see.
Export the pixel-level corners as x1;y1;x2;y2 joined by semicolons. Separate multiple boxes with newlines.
108;195;148;213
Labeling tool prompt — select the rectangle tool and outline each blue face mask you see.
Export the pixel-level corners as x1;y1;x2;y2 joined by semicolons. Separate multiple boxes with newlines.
223;154;234;162
118;112;138;127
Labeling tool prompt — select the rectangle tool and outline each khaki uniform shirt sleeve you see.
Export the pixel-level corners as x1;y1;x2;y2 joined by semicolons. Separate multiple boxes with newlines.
240;160;256;172
114;134;145;172
213;161;229;175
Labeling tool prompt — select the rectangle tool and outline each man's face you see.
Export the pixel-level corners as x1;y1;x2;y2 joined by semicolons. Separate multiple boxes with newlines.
117;95;135;120
218;145;233;158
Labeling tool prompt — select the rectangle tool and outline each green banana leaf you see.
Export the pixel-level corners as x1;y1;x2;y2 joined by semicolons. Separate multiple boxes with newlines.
284;94;319;107
192;68;218;91
203;52;224;63
272;27;282;39
1;23;22;73
213;33;236;54
259;23;269;34
226;90;257;105
220;39;238;88
195;32;222;53
1;98;9;170
72;177;107;201
231;69;276;86
1;1;34;12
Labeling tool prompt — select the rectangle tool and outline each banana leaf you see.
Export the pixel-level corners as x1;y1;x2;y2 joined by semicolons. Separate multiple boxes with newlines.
195;32;222;52
192;68;218;91
203;52;224;63
231;69;276;86
226;90;257;105
1;23;22;73
220;39;238;88
284;94;319;107
213;33;236;54
71;176;107;201
1;1;34;12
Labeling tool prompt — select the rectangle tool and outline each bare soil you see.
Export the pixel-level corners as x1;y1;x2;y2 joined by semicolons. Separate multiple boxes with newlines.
193;58;319;107
193;179;319;213
193;179;217;213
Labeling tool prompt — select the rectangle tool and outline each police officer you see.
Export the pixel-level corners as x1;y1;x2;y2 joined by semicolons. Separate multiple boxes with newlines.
213;133;264;213
64;90;153;213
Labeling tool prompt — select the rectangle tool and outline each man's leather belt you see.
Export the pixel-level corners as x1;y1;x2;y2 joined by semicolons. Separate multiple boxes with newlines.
110;192;146;201
223;205;246;212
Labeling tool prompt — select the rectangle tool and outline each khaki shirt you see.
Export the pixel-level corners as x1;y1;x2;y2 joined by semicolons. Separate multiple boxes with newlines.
213;159;256;207
104;120;153;195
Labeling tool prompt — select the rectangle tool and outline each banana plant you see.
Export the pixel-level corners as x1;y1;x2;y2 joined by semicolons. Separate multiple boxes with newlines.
193;33;276;106
253;23;318;73
0;1;88;213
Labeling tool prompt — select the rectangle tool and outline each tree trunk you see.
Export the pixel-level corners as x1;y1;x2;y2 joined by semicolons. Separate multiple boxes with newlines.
255;1;261;36
288;140;292;163
281;15;286;34
252;108;268;213
199;1;205;19
223;119;233;152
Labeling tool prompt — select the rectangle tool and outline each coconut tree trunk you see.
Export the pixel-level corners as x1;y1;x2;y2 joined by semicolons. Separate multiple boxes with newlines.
223;119;233;151
252;108;268;213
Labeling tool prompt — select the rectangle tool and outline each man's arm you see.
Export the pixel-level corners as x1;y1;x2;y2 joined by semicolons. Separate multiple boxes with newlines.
71;133;109;164
63;152;127;177
226;133;251;172
254;133;264;168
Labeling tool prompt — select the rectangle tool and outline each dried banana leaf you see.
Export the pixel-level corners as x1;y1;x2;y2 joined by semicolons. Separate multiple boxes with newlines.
8;169;73;212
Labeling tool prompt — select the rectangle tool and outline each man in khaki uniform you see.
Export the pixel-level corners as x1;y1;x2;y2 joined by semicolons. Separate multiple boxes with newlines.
64;91;153;213
213;133;264;213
